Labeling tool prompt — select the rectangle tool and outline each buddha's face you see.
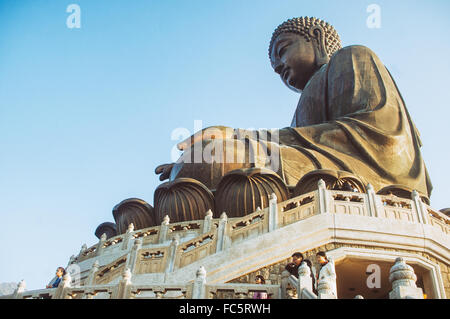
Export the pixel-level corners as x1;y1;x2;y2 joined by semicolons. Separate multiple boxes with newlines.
270;33;317;93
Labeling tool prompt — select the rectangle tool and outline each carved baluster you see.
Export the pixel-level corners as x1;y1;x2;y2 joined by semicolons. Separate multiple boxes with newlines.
96;233;107;256
317;179;331;214
280;270;290;299
126;238;142;274
366;183;382;218
84;291;95;299
216;213;228;253
166;235;180;274
389;257;424;299
159;215;170;244
203;210;213;233
297;262;315;299
122;223;135;250
68;255;76;265
13;280;26;299
192;266;207;299
235;288;248;299
86;260;100;286
268;193;278;231
79;244;87;259
114;268;132;299
412;190;429;224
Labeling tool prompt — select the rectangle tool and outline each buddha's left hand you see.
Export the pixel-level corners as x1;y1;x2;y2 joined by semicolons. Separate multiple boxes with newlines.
155;163;174;181
177;126;235;151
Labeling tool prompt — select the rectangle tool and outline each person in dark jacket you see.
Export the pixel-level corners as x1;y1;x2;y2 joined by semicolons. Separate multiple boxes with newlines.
285;252;304;278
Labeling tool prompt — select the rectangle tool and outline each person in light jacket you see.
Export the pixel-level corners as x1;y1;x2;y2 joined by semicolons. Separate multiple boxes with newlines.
316;251;337;297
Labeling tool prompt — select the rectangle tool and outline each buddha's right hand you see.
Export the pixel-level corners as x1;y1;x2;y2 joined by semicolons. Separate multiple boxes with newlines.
155;163;174;181
177;126;235;151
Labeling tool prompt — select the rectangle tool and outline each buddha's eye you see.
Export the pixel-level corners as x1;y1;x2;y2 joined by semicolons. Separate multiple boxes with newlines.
277;42;290;58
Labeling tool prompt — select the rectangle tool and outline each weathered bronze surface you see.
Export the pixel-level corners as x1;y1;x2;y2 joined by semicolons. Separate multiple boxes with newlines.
112;198;156;234
215;168;289;218
154;178;215;222
96;16;434;234
293;169;366;197
95;222;117;240
159;16;432;203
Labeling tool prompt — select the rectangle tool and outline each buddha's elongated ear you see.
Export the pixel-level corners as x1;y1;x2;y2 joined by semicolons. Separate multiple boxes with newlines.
309;25;330;67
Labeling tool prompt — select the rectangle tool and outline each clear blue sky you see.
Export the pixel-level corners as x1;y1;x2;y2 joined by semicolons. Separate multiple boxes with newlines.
0;0;449;290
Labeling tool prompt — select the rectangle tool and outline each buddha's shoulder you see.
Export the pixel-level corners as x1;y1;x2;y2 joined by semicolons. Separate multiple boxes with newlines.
330;45;381;62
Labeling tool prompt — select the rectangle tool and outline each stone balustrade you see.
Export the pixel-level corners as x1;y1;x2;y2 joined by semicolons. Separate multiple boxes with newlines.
71;182;449;276
278;257;426;300
4;180;448;299
3;266;278;299
4;257;427;299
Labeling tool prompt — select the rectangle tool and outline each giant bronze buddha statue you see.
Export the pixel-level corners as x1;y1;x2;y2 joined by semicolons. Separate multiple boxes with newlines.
97;17;433;236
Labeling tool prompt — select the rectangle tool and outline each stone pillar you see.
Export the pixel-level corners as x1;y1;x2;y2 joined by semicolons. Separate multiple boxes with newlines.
121;223;135;250
268;193;278;231
114;268;132;299
192;266;207;299
280;270;290;299
153;286;165;299
366;184;382;218
166;235;180;274
158;215;170;244
412;190;429;225
297;262;315;299
96;233;107;256
317;179;331;214
54;273;72;299
78;243;87;259
202;209;213;234
126;238;142;274
68;255;76;265
216;213;228;253
389;257;424;299
234;288;248;299
13;280;26;299
86;260;100;286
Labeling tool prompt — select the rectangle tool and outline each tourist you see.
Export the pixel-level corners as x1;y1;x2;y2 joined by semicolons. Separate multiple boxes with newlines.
316;251;337;296
285;252;304;278
46;267;65;288
253;275;268;299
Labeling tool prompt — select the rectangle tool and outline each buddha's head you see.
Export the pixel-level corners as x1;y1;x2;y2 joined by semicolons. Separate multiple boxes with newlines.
269;17;342;93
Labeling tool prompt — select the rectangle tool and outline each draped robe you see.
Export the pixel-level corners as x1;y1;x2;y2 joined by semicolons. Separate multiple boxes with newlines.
268;45;432;197
171;45;432;200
